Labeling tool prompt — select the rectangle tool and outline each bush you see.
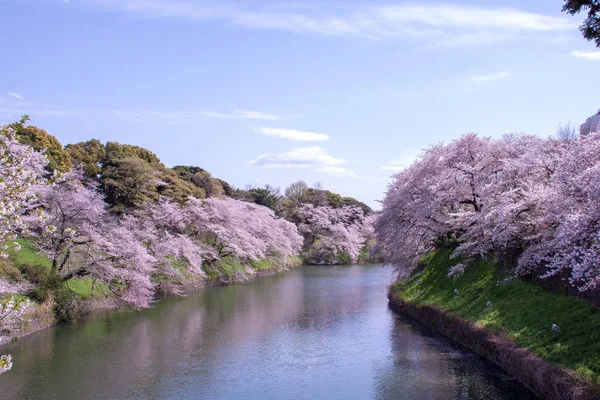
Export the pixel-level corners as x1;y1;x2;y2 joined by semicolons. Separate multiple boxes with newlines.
20;265;81;322
337;251;352;265
0;259;23;282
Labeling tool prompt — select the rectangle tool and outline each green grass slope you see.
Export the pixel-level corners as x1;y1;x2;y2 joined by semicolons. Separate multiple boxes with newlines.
5;239;101;299
393;248;600;384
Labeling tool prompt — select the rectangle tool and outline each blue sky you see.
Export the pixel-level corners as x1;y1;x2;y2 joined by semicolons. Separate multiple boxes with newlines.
1;0;599;208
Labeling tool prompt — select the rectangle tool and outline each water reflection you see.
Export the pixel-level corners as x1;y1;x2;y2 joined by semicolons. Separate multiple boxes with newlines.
0;265;533;399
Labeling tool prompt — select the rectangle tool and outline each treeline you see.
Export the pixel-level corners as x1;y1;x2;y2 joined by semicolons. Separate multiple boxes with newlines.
376;131;600;300
0;117;377;317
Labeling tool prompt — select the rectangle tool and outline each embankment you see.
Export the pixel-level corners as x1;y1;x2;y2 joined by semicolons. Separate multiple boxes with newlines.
388;248;600;399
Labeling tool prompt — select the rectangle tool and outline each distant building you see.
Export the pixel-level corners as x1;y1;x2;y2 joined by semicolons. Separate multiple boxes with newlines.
581;109;600;136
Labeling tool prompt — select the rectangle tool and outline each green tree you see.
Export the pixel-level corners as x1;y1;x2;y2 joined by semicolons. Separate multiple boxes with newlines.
563;0;600;47
342;197;372;215
9;115;72;172
247;186;280;212
216;178;234;196
172;165;224;197
102;156;159;212
327;191;343;208
65;139;106;177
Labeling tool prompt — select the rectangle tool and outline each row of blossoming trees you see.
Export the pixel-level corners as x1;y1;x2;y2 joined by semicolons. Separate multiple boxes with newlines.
375;131;600;296
1;122;376;309
1;147;303;308
0;120;376;374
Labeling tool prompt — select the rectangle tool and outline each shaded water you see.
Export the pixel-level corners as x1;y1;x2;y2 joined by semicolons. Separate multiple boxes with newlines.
0;265;534;399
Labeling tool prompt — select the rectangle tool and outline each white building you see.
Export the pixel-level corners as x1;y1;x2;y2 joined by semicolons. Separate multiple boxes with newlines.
581;109;600;136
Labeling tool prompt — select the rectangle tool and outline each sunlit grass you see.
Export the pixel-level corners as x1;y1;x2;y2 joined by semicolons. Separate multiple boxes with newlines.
395;248;600;384
7;239;105;299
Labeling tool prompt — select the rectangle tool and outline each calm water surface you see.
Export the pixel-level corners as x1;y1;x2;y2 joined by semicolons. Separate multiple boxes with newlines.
0;265;534;399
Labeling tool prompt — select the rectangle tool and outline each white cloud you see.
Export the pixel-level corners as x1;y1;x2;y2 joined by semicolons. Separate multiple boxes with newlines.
6;92;23;100
203;110;281;120
571;50;600;60
81;2;574;45
380;150;421;172
470;72;511;83
318;166;358;178
250;146;344;167
249;146;356;177
254;127;329;142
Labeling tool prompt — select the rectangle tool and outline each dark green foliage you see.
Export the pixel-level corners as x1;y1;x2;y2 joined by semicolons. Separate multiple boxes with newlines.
172;165;223;197
232;185;281;213
398;248;600;384
563;0;600;47
102;156;160;212
358;240;383;263
341;197;372;215
337;251;352;265
216;178;234;196
247;188;280;212
327;192;343;208
65;139;106;177
9;116;72;172
282;181;372;214
20;264;81;322
157;169;206;203
65;142;207;212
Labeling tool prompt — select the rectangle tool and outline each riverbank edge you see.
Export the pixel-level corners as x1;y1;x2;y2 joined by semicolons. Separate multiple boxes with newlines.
388;289;600;400
1;258;303;350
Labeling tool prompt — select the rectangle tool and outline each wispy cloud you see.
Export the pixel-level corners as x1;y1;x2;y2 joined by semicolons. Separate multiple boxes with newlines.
203;110;281;120
0;107;87;118
0;93;87;119
79;2;575;45
380;150;421;172
254;127;329;141
113;109;280;123
249;146;357;178
470;72;511;83
6;92;23;100
571;50;600;60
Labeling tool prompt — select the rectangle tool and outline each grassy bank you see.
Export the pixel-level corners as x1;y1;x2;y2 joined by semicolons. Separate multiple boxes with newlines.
5;239;101;299
2;243;304;347
392;248;600;385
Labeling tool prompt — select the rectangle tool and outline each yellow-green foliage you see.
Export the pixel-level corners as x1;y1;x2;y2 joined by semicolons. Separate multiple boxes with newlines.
396;248;600;384
10;117;72;172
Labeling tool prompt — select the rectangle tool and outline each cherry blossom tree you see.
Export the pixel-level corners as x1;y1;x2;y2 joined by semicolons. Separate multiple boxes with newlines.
0;126;47;375
517;132;600;291
184;197;302;263
377;130;600;293
0;355;11;375
296;204;372;265
126;198;206;294
0;295;31;337
0;295;31;375
31;170;156;307
451;134;565;263
0;126;47;259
